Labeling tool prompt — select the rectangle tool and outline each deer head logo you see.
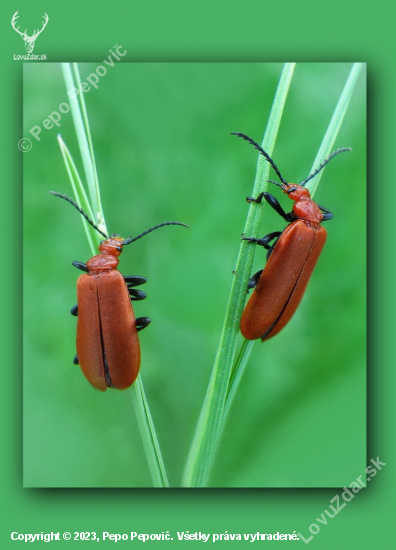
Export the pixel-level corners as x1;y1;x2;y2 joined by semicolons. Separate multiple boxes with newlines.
11;11;49;54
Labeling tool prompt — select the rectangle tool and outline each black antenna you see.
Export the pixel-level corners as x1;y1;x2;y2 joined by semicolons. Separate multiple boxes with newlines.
50;191;108;239
231;132;288;184
122;221;189;246
300;148;351;186
267;179;284;189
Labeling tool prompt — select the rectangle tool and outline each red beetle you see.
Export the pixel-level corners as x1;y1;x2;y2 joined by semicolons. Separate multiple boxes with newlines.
51;192;188;391
231;133;351;342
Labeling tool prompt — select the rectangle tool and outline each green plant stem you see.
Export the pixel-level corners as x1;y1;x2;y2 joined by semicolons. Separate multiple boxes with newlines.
61;63;103;222
225;339;253;413
182;63;296;488
131;376;170;487
57;135;97;255
308;63;364;197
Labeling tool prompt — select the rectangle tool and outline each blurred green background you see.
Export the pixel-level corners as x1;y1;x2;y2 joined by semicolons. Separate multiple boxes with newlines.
23;63;366;487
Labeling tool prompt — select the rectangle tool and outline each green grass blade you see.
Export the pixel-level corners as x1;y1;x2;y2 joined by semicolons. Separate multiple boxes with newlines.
57;135;99;254
224;339;253;416
131;377;170;487
307;63;364;197
61;63;104;228
70;63;103;211
182;63;296;488
57;63;170;489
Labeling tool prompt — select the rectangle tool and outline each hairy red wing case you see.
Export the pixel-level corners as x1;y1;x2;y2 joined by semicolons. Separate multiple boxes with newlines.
240;221;326;341
97;270;141;389
76;274;107;391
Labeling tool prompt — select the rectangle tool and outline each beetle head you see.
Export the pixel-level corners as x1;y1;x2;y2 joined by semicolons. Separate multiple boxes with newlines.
98;236;124;256
267;180;311;201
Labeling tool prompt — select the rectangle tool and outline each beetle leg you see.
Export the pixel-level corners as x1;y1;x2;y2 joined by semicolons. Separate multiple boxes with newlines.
263;193;294;221
317;203;333;221
136;317;151;331
128;289;147;301
70;304;78;316
247;270;263;290
265;235;282;260
247;192;294;222
246;192;266;204
242;236;258;244
73;354;79;365
72;261;88;272
259;231;282;249
124;275;147;286
243;231;281;291
243;231;281;249
243;231;282;261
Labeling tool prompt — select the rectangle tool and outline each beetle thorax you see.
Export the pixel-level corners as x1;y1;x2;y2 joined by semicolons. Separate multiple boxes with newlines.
86;254;120;275
86;237;125;275
293;196;323;225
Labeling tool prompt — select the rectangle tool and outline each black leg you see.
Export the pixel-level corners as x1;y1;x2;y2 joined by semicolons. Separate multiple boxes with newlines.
136;317;151;332
73;354;79;365
128;289;147;301
264;234;282;260
317;203;333;221
124;275;147;286
72;261;88;272
247;192;293;222
242;231;282;250
243;231;282;291
70;304;78;316
247;270;263;290
246;192;266;204
263;193;293;221
247;231;282;260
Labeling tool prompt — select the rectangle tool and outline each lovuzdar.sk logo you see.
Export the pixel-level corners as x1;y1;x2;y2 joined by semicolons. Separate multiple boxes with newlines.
11;11;48;59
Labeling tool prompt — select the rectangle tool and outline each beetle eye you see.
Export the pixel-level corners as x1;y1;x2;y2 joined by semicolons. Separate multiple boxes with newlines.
287;187;297;194
116;246;122;252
